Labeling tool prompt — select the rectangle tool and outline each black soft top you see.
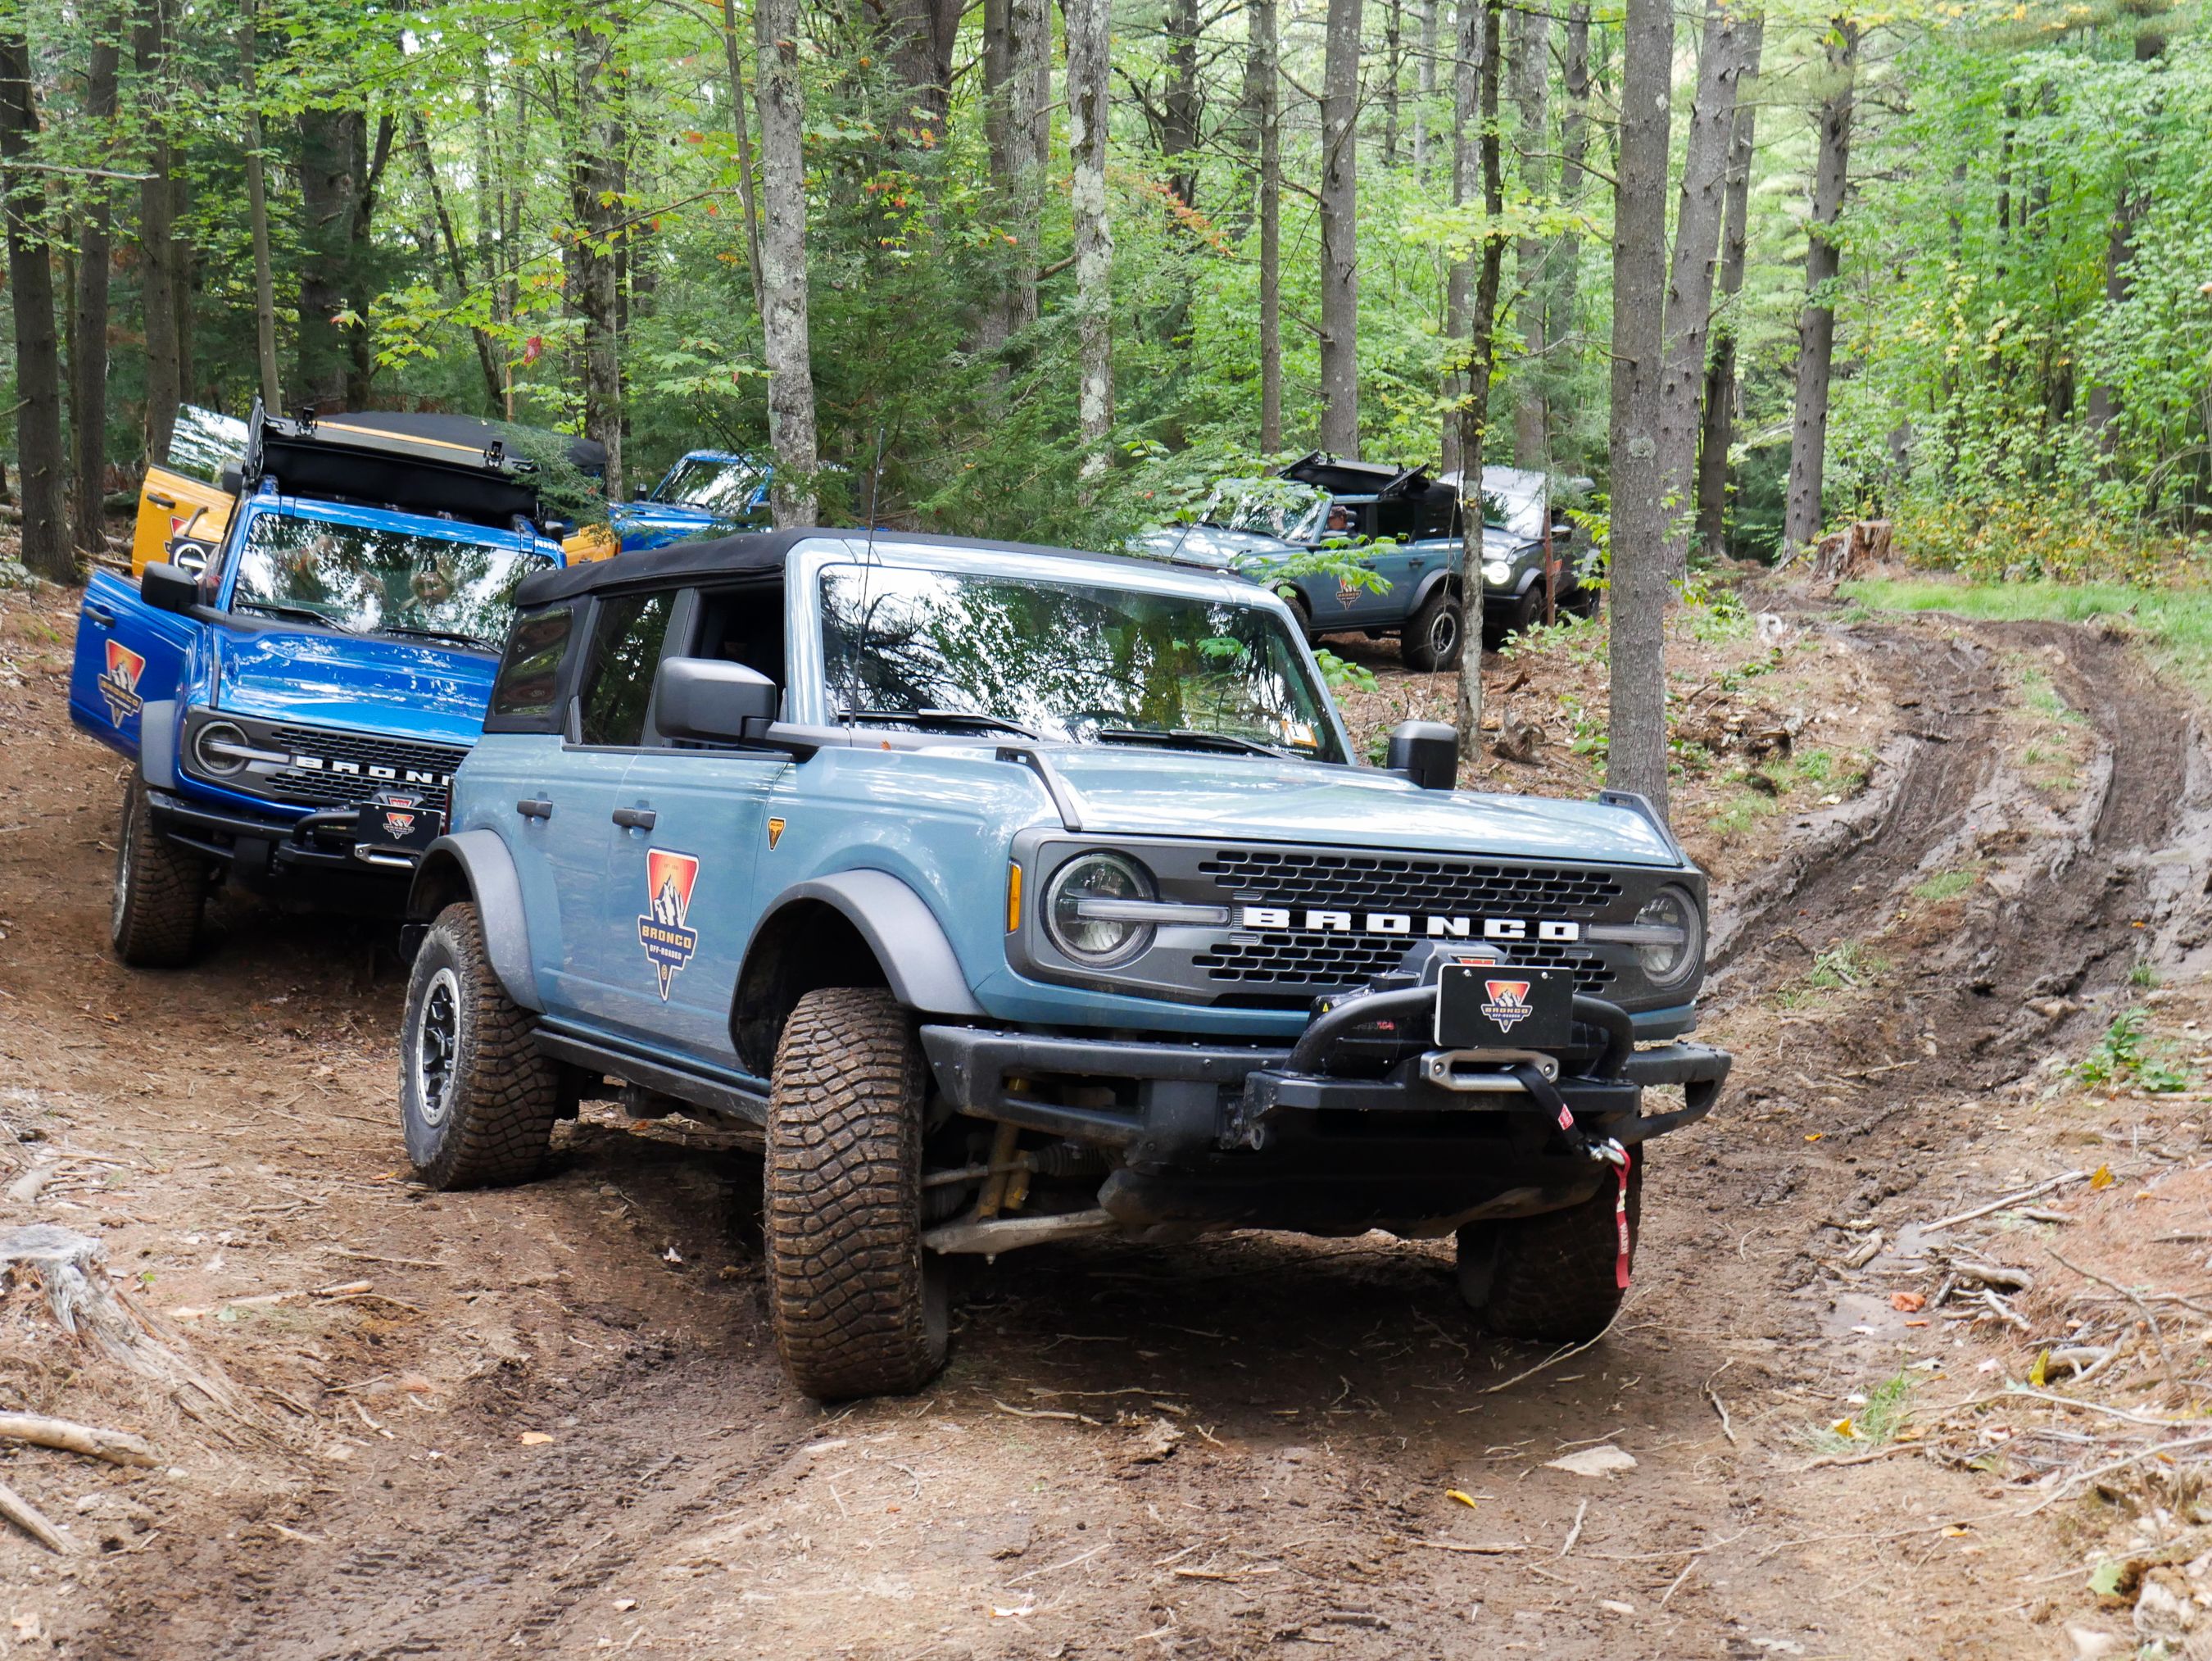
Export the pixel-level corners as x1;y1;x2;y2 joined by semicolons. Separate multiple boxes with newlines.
512;528;1214;610
325;411;608;479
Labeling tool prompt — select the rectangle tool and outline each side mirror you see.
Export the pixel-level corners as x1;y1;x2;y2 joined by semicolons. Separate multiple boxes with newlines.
1385;719;1458;791
218;465;243;495
653;656;778;743
632;485;649;501
141;560;201;615
1550;519;1574;543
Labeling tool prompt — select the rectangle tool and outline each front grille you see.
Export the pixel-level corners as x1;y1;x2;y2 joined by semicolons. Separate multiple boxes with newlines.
1191;847;1627;999
265;726;469;816
1193;935;1616;994
1198;850;1623;914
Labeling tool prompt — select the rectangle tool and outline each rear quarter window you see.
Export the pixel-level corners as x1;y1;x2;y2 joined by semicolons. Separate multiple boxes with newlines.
484;605;575;733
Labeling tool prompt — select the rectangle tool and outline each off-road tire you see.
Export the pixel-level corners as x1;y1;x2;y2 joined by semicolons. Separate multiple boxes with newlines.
1400;585;1465;672
765;987;947;1400
1281;590;1315;643
110;773;207;968
399;902;562;1189
1457;1158;1642;1344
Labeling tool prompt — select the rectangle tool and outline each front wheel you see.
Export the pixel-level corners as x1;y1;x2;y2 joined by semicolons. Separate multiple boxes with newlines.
764;987;947;1400
1457;1156;1641;1343
399;902;562;1189
1399;586;1465;672
111;773;207;968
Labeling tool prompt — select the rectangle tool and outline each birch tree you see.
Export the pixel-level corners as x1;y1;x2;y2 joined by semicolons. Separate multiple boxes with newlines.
755;0;821;524
1067;0;1113;478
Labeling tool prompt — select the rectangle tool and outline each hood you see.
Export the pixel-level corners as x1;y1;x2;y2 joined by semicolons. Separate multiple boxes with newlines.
212;628;496;747
1037;747;1682;866
1131;525;1292;570
610;500;752;552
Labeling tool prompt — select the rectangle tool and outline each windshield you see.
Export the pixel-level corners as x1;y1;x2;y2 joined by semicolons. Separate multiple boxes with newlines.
818;563;1344;761
229;512;553;648
656;455;770;517
1203;479;1328;543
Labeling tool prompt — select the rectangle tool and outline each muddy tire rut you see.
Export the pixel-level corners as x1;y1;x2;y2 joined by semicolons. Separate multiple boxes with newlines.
22;606;2212;1659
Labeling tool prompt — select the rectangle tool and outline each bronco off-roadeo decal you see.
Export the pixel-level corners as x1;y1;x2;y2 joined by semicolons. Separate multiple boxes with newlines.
1480;978;1534;1033
637;849;702;999
1238;905;1583;943
97;641;147;726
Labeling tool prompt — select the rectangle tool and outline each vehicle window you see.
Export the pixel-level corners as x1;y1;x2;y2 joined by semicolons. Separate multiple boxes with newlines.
818;564;1343;762
693;583;786;687
229;511;551;650
162;405;248;485
489;606;574;719
578;590;675;747
656;455;771;518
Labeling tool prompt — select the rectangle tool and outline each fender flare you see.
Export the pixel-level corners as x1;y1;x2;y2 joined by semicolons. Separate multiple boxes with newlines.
745;871;986;1019
1407;569;1461;615
406;831;544;1011
138;701;179;790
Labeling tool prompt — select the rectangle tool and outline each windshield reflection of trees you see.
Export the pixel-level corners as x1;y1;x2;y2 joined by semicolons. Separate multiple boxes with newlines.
233;515;550;645
820;566;1337;758
663;457;768;515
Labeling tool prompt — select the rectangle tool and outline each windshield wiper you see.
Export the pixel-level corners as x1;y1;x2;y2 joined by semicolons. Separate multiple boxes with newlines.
238;600;351;632
1095;726;1294;760
841;707;1045;742
376;624;496;651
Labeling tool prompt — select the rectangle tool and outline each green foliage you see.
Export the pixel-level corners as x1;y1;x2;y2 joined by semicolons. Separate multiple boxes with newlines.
2078;1010;2193;1094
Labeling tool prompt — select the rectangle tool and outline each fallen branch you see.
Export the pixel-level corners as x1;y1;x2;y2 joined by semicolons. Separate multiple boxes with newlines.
0;1479;75;1554
1471;1309;1623;1398
1411;1538;1528;1554
2025;1432;2212;1514
1921;1170;2088;1235
0;1412;156;1468
2050;1250;2180;1396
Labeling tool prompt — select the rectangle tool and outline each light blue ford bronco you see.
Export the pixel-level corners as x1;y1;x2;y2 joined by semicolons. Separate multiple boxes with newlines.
397;529;1730;1400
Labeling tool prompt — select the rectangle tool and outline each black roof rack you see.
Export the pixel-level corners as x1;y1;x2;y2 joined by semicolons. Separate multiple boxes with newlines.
243;401;569;530
1278;451;1438;498
513;528;1228;610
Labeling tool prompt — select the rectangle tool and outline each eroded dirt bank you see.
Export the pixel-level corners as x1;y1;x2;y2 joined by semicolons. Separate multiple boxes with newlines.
3;586;2210;1659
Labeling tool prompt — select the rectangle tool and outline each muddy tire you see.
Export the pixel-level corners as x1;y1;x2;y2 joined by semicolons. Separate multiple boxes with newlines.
1457;1158;1641;1343
399;901;562;1189
110;773;207;968
1400;585;1465;672
764;986;947;1401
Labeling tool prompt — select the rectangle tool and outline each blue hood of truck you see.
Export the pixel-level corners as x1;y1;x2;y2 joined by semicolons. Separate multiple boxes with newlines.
609;499;754;552
1036;747;1681;866
211;628;495;747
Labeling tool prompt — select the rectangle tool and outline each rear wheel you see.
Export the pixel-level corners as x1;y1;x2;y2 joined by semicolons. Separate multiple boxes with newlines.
1457;1157;1641;1343
1400;585;1465;672
1280;590;1315;643
110;773;207;968
764;986;948;1400
399;902;563;1188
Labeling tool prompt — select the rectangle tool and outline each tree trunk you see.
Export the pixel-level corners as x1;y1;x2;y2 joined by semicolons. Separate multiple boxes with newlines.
2085;181;2142;456
296;107;370;410
570;21;625;499
755;0;819;524
1439;0;1480;475
1547;4;1591;412
1005;0;1049;335
408;115;504;414
886;0;961;147
1162;0;1199;213
1510;0;1550;469
172;173;194;406
72;9;122;556
1412;0;1436;177
1251;0;1281;452
1606;0;1675;814
0;23;70;578
1782;18;1860;554
1695;31;1761;561
1317;0;1362;456
1453;0;1505;763
1655;0;1759;576
1382;0;1402;167
241;2;280;411
134;0;179;465
1067;0;1113;479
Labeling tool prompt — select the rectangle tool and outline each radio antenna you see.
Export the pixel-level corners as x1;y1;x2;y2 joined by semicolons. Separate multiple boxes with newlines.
863;424;886;565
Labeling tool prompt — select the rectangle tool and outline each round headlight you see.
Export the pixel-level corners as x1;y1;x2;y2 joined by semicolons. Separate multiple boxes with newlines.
191;719;252;778
1481;560;1512;586
1044;852;1158;968
1634;885;1704;989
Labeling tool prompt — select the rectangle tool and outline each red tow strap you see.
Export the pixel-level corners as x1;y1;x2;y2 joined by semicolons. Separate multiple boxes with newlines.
1613;1147;1634;1290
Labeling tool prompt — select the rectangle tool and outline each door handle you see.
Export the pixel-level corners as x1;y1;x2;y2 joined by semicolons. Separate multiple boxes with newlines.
145;492;177;510
84;606;115;628
515;798;553;820
611;806;657;831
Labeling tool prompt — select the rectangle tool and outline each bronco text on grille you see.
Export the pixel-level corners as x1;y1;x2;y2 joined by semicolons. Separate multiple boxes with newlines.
1190;848;1625;996
265;727;469;816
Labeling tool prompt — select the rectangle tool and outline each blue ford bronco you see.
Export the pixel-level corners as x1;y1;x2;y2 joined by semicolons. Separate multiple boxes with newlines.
397;529;1730;1400
611;450;773;551
70;406;569;964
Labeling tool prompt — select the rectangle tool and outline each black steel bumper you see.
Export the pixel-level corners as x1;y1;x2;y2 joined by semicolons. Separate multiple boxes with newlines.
147;787;419;912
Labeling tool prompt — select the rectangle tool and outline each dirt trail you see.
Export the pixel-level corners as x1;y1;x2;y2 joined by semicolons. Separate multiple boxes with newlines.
2;593;2208;1659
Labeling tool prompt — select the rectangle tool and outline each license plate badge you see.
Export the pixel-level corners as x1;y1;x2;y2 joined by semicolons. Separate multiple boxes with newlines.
354;792;444;855
1435;964;1573;1049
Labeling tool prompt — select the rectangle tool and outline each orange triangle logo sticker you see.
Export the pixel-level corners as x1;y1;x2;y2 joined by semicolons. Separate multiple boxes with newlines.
766;818;785;849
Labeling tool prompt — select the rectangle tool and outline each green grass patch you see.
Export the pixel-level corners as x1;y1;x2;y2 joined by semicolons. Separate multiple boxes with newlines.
1818;1369;1916;1454
1840;576;2212;698
1775;939;1892;1008
1911;868;1978;902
